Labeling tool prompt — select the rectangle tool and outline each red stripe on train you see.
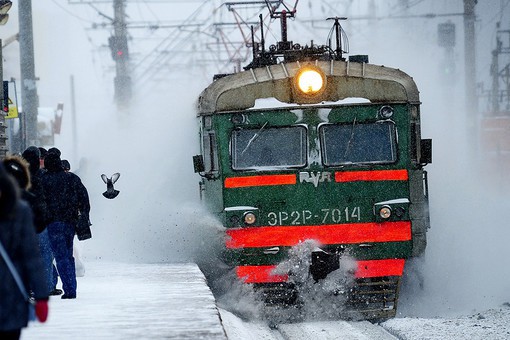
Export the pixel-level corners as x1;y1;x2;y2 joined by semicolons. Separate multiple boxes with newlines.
335;170;408;182
225;174;297;188
225;222;411;249
355;259;405;278
236;265;289;283
236;259;405;283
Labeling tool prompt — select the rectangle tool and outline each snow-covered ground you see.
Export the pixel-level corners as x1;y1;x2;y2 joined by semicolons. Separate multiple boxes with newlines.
21;261;225;339
220;303;510;339
384;306;510;340
20;261;510;340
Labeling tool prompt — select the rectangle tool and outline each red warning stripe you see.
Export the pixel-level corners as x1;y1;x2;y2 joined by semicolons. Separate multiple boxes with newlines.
235;259;405;283
236;265;289;283
225;174;297;188
225;222;411;249
335;170;408;183
355;259;405;278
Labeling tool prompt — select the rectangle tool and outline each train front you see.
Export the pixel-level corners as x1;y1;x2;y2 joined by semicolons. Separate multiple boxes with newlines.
194;60;431;320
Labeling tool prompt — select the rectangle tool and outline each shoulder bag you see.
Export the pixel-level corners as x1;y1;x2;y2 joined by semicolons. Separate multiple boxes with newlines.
0;240;36;321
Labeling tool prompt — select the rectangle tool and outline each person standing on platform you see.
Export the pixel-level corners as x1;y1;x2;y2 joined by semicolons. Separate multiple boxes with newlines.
21;146;62;296
62;159;87;277
41;149;90;299
2;155;45;232
0;163;49;339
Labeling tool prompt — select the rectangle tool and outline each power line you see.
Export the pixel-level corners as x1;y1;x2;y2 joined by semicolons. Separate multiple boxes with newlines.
52;0;96;22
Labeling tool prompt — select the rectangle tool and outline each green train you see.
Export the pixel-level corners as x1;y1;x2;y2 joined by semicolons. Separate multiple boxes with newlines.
193;18;431;320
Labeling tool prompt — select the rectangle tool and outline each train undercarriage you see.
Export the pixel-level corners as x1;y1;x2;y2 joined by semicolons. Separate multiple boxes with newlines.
249;250;402;322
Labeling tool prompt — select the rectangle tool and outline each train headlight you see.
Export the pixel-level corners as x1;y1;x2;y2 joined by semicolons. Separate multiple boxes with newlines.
297;70;323;94
231;113;246;124
379;206;392;219
295;67;326;95
378;105;394;119
243;212;256;225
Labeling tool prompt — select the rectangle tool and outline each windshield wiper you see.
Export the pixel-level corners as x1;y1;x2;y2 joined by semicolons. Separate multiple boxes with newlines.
241;121;268;155
343;117;357;159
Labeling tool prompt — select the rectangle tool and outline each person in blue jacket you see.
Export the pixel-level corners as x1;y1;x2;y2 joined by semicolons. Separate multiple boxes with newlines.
41;149;90;299
0;162;49;339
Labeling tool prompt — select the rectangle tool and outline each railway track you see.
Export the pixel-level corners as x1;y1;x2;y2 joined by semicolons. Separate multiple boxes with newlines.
218;308;399;340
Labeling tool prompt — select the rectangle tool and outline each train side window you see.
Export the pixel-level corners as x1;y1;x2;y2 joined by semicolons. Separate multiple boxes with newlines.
202;131;219;174
231;126;307;170
320;121;397;166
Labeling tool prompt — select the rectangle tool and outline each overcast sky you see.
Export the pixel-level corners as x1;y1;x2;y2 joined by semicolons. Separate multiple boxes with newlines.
1;1;506;117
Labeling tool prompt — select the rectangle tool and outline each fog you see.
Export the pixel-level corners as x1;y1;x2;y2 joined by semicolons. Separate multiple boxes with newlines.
2;0;510;320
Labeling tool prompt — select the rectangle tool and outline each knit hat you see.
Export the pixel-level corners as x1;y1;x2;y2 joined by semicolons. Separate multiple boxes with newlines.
44;152;63;172
22;146;41;174
47;147;61;157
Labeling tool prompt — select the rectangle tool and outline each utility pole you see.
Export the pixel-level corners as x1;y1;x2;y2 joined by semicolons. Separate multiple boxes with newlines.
0;39;6;158
1;1;13;156
112;0;131;110
19;0;38;148
70;0;131;110
464;0;477;138
491;32;501;113
70;75;77;161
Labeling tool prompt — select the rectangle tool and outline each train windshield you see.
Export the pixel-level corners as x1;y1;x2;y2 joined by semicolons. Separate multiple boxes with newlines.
232;125;307;170
320;121;397;166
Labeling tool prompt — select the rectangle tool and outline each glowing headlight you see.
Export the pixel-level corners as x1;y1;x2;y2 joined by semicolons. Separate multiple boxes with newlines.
296;68;325;94
379;206;392;219
243;212;256;225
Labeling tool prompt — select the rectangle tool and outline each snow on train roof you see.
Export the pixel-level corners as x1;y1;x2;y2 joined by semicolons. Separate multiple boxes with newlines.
197;60;420;115
249;97;371;109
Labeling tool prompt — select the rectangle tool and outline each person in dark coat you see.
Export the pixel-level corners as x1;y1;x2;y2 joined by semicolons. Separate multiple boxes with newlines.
41;150;90;299
3;154;47;233
0;162;49;339
21;146;61;296
61;159;87;277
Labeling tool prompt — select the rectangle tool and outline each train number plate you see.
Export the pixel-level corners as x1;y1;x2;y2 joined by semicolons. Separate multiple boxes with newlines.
267;207;361;226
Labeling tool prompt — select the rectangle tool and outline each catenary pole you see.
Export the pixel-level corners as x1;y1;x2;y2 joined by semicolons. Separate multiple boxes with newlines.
113;0;131;110
0;39;6;158
70;75;77;162
19;0;38;149
464;0;477;141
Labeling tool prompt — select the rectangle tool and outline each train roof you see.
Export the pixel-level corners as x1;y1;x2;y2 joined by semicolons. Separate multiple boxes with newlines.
197;60;420;115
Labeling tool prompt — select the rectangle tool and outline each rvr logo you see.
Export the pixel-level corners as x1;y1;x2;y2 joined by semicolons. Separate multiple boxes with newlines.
299;171;332;187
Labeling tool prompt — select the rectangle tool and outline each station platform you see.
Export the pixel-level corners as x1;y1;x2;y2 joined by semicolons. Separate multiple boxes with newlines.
21;261;226;339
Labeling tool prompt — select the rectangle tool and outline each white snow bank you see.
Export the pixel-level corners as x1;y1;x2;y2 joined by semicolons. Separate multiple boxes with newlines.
383;304;510;340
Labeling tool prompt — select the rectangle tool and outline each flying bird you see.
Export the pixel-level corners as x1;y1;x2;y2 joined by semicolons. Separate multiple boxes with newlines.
101;173;120;199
